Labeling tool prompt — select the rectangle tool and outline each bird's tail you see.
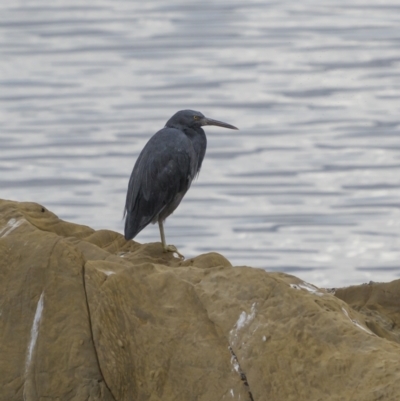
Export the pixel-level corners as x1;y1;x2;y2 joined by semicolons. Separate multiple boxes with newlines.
124;211;141;240
124;203;155;241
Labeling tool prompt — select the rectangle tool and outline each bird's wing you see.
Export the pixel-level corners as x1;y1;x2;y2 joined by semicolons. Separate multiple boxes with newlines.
124;128;195;239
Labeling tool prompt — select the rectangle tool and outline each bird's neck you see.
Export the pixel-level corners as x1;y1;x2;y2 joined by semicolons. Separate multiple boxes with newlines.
183;127;207;172
182;126;204;139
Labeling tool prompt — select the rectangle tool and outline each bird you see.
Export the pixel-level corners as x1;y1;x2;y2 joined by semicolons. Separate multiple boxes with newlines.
124;109;238;258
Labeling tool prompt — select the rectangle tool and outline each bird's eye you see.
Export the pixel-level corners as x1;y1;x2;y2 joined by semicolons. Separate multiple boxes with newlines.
193;116;199;120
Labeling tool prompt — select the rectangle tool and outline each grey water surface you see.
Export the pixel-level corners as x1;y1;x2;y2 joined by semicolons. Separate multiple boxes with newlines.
1;0;400;287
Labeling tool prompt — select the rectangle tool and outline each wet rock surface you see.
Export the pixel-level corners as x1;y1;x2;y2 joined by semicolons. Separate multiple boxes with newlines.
1;198;400;401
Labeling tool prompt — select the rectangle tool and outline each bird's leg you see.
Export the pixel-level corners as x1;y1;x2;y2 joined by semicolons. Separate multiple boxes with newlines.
158;220;184;259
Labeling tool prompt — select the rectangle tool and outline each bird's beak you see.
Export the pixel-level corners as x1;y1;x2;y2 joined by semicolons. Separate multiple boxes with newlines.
202;117;238;130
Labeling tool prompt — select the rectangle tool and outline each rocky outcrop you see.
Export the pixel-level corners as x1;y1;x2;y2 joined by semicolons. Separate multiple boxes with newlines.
1;199;400;401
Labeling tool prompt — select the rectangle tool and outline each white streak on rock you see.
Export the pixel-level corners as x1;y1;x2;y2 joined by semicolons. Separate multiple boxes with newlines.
230;388;234;397
290;281;324;296
98;269;116;276
231;353;240;374
235;303;256;331
25;292;44;373
0;218;25;237
236;311;247;331
342;307;375;335
299;282;324;296
229;303;257;346
95;267;117;276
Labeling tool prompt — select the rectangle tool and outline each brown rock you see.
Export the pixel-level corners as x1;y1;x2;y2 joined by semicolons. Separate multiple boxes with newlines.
335;280;400;344
1;198;400;401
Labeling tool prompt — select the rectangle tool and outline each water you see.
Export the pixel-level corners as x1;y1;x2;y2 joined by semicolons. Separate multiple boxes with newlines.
1;0;400;287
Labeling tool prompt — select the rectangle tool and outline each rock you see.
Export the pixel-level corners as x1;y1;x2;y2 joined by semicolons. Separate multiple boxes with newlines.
1;198;400;401
335;280;400;344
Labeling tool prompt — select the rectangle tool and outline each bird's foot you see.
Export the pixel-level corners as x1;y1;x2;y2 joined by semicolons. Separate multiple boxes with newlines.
163;244;185;260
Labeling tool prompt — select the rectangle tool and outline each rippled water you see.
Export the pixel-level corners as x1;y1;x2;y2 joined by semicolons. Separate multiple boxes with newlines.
1;0;400;287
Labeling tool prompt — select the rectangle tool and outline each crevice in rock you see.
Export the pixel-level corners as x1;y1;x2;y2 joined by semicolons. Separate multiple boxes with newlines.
229;345;255;401
82;263;117;401
191;282;257;400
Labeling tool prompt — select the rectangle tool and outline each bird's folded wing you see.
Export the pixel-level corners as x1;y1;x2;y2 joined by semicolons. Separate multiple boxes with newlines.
124;129;194;238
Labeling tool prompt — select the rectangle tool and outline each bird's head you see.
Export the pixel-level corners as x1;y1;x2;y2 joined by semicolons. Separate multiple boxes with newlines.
166;109;238;131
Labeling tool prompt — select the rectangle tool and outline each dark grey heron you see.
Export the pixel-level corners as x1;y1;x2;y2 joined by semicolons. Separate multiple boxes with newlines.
124;109;238;258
